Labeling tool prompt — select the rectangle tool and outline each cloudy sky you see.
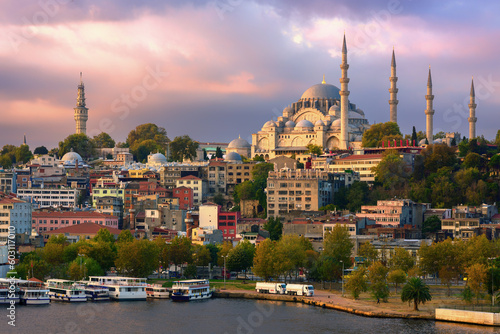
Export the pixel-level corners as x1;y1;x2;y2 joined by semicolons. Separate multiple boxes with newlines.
1;0;499;149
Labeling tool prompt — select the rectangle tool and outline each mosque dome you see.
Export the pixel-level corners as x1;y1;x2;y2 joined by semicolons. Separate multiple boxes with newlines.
296;119;314;128
330;119;341;128
348;111;364;119
315;120;325;126
263;120;276;128
61;150;83;162
225;152;242;162
419;139;428;146
148;152;167;164
301;83;341;100
285;120;296;128
283;106;293;114
228;136;251;149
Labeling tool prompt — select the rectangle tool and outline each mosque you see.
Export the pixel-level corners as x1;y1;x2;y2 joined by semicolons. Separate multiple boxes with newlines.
224;35;479;162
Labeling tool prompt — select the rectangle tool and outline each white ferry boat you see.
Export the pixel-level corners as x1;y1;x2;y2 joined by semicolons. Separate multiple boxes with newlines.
170;279;213;302
146;284;170;299
87;276;147;301
0;278;20;304
46;279;86;302
77;281;110;301
18;279;50;305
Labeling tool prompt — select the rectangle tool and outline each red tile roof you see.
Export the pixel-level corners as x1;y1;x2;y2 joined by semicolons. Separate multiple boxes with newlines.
0;198;25;204
178;175;201;180
43;222;121;235
338;154;383;160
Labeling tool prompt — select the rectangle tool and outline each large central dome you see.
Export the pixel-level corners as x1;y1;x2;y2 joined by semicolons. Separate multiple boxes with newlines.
300;83;341;100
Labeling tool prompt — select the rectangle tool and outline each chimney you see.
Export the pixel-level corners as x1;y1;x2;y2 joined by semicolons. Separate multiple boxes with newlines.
129;204;136;230
185;211;193;239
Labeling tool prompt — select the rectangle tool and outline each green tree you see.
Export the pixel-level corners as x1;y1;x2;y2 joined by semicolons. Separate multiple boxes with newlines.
226;240;255;274
306;144;323;156
117;230;134;244
126;123;169;148
217;241;234;267
91;132;115;149
345;267;368;299
264;217;283;241
88;241;117;272
115;239;159;277
203;148;208;161
206;244;219;267
193;245;212;267
170;135;199;162
322;224;353;280
215;147;223;159
131;139;163;163
184;263;197;278
401;277;432;311
421;144;457;176
253;155;265;162
346;181;371;212
252;239;276;281
58;133;96;160
93;228;116;243
358;242;378;266
463;152;485;170
422;215;442;236
373;151;409;192
274;235;308;282
434;131;446;140
410;126;418;146
368;261;389;302
169;236;193;273
389;247;415;273
15;144;33;164
362;122;402;148
439;265;458;297
33;146;48;155
68;256;104;280
0;155;13;168
387;269;407;294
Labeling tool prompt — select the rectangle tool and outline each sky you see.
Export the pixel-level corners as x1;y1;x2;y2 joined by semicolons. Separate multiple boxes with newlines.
1;0;500;150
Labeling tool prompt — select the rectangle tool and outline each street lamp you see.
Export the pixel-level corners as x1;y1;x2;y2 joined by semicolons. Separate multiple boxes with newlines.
489;257;496;306
340;260;344;297
222;255;227;290
78;254;84;280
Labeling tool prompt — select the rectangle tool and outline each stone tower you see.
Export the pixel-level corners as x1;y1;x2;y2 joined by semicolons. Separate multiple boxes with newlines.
468;78;477;140
339;34;350;150
425;67;434;145
389;49;398;124
74;72;88;135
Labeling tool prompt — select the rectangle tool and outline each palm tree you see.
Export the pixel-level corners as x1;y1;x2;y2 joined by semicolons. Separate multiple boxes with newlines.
401;277;432;311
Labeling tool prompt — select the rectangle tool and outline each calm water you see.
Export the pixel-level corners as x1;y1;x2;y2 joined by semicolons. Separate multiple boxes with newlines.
2;298;500;334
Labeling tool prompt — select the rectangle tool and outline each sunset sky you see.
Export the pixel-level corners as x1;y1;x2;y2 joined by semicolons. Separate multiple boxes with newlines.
1;0;500;149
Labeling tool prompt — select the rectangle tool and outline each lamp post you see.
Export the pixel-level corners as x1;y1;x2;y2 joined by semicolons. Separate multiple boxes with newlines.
489;257;496;306
222;255;227;290
78;254;84;280
340;260;344;297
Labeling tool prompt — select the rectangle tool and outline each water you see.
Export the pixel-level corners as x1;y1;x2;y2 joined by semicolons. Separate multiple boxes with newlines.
2;298;500;334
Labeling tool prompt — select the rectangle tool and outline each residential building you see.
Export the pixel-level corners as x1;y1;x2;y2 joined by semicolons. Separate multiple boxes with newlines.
0;171;15;194
218;211;240;240
94;196;124;229
32;211;119;234
17;187;79;208
191;227;223;245
0;197;32;244
357;199;427;229
41;222;121;242
176;175;206;205
160;164;203;189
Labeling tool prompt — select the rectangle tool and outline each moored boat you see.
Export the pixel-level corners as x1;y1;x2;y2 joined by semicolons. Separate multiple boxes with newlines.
46;279;86;302
78;282;110;302
87;276;147;301
146;284;170;299
19;279;50;305
0;278;20;304
170;279;212;302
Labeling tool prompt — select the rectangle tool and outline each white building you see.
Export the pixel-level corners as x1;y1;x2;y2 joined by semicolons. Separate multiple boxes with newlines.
176;175;207;205
0;197;32;244
17;187;79;208
199;203;219;230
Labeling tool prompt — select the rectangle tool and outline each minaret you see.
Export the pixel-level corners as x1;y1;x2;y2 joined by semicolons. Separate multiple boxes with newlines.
74;72;88;135
468;77;477;140
339;34;350;150
425;67;434;144
23;134;26;146
389;48;398;124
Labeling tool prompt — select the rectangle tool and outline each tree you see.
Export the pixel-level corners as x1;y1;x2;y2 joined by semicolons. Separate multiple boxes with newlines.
463;152;485;170
33;146;48;155
439;266;458;297
274;235;308;282
389;247;414;273
264;217;283;241
203;148;209;161
169;236;193;273
345;181;371;212
115;239;159;277
215;147;223;159
206;244;219;267
306;144;322;156
15;145;33;164
253;155;265;162
373;151;409;192
68;256;103;280
131;139;163;163
322;224;353;280
217;241;234;267
345;267;368;299
93;228;116;244
92;132;115;149
434;131;446;140
421;144;457;176
226;240;255;274
193;245;212;267
126;123;169;148
58;133;96;160
362;122;402;148
252;239;276;281
117;230;134;244
387;269;406;294
401;277;432;311
466;263;488;304
422;215;442;236
170;135;199;162
368;261;389;302
358;242;378;266
410;126;418;146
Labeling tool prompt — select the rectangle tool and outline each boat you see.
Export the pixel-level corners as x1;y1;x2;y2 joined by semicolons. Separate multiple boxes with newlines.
46;279;86;302
18;279;50;305
0;278;20;304
170;279;213;302
87;276;147;301
146;284;170;299
78;282;110;302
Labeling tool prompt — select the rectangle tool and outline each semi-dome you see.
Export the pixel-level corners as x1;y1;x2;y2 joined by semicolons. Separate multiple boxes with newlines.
283;106;293;114
285;120;296;128
330;119;341;127
348;111;364;119
148;152;167;163
225;152;242;162
61;150;83;162
315;120;325;126
228;136;251;148
296;119;314;128
301;83;341;100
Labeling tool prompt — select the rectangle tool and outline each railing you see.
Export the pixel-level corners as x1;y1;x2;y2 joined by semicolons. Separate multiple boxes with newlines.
439;304;500;313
